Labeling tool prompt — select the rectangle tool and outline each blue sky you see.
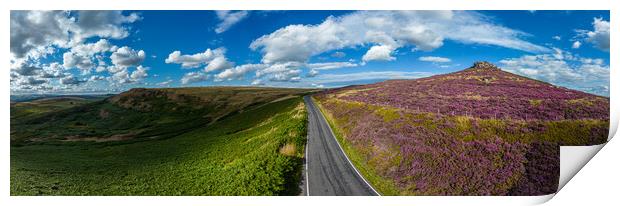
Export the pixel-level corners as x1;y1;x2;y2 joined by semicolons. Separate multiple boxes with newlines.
10;10;610;96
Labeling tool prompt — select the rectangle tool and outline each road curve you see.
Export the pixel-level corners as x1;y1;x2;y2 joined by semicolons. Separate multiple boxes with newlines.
303;96;379;196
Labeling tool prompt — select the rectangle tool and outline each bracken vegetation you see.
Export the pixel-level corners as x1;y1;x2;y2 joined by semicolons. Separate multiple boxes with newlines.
314;62;609;196
11;87;312;195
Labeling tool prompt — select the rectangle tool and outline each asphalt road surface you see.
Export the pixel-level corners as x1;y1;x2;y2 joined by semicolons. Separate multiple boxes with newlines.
302;96;379;196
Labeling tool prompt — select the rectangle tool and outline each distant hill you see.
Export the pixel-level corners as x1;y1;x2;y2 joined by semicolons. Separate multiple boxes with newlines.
314;62;609;196
10;94;114;103
11;87;315;144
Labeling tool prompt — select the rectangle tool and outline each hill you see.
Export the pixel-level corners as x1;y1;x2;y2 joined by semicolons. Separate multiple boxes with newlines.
11;87;315;195
313;62;609;196
11;87;313;144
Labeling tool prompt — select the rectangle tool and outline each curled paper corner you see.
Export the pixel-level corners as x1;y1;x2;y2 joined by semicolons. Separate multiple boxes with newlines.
558;144;606;192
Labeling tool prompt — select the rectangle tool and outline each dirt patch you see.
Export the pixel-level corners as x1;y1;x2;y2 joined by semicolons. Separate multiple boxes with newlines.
279;143;297;156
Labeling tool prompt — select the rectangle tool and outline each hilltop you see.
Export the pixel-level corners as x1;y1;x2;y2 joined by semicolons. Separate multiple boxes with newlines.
314;62;609;196
332;61;608;120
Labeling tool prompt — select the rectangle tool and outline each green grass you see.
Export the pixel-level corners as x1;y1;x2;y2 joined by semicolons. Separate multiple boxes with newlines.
312;97;401;195
10;87;315;145
11;93;308;195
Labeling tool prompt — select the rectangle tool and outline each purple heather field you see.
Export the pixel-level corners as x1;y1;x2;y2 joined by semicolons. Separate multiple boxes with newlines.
315;62;609;196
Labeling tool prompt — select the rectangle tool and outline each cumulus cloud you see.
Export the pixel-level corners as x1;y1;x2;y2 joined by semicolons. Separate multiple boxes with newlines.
362;45;396;62
500;49;609;96
251;11;548;65
215;11;250;33
10;11;73;59
10;11;139;59
419;56;452;63
215;64;266;81
60;75;87;85
270;69;302;82
19;76;48;86
181;72;210;84
111;46;146;67
165;48;233;72
10;11;143;92
12;63;43;76
130;65;149;80
89;75;105;81
552;36;561;41
247;11;546;82
205;56;234;72
63;51;95;71
72;11;141;41
582;18;610;51
40;63;68;78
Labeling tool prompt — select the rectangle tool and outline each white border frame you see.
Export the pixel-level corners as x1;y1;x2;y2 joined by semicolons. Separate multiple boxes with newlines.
2;1;617;206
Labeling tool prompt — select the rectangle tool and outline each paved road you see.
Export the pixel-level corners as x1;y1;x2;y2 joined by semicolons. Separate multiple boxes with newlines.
302;96;379;196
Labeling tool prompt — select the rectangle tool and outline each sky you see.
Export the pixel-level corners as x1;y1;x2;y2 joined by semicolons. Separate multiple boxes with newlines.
10;10;610;96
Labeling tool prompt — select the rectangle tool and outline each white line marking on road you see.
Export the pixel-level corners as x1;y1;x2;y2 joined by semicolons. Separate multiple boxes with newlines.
305;132;310;196
311;98;382;196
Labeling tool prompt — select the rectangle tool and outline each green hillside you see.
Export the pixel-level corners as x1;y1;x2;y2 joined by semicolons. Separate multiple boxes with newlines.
10;87;313;195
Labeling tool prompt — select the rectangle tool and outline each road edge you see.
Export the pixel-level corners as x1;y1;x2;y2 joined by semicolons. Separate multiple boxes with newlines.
308;96;382;196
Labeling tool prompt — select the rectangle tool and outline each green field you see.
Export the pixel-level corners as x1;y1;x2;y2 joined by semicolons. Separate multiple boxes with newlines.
10;87;311;195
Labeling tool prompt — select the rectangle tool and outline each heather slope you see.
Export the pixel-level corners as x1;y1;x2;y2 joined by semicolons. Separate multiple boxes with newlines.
314;62;609;196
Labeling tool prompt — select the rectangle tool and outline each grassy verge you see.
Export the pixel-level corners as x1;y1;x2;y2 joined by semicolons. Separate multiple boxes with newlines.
11;97;307;195
312;97;400;195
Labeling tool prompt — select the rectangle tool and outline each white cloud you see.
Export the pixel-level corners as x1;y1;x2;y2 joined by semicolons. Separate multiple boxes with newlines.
63;51;95;71
250;11;548;65
17;76;48;86
251;79;264;86
60;75;87;85
204;56;234;72
552;36;561;40
12;63;43;76
130;65;149;80
306;69;319;77
181;72;210;84
362;45;396;62
583;18;610;51
10;11;73;59
10;11;139;59
306;62;358;70
72;11;141;41
70;39;116;57
215;64;266;81
89;75;105;81
305;71;432;85
572;41;582;49
165;48;232;72
110;46;146;67
157;79;174;86
270;69;302;82
418;56;452;63
500;49;609;96
40;63;67;78
215;11;250;33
